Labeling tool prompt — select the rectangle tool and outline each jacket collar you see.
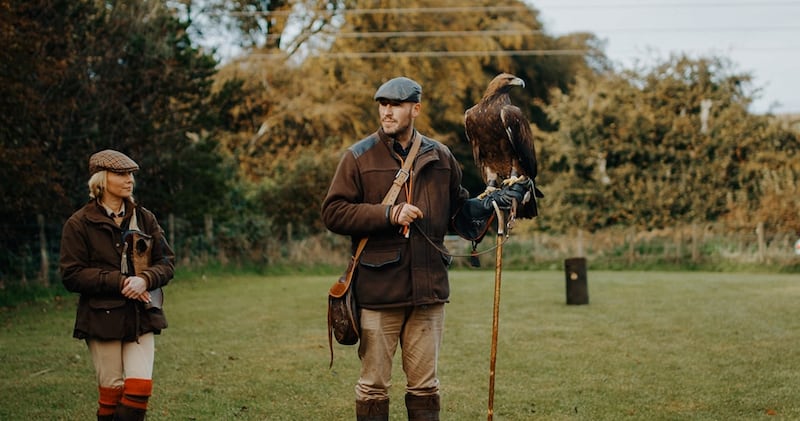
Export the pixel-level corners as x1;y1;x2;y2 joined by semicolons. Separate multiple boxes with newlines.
377;128;437;158
84;198;136;225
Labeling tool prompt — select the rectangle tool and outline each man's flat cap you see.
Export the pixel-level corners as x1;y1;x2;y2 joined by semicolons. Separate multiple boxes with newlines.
89;149;139;175
374;77;422;103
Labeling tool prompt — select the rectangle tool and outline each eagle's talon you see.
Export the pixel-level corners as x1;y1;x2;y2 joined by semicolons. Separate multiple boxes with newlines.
502;175;528;186
477;186;499;199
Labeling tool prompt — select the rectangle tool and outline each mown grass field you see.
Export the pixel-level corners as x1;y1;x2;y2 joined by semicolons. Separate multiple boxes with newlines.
1;270;799;420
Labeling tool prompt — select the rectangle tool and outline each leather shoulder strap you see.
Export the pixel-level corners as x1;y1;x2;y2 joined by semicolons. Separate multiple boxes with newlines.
380;132;421;207
354;132;421;260
328;133;421;297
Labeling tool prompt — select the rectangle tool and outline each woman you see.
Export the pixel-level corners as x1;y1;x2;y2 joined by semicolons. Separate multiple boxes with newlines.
60;149;175;421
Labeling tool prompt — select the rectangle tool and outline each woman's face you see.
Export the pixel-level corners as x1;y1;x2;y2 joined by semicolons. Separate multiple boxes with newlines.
105;171;135;201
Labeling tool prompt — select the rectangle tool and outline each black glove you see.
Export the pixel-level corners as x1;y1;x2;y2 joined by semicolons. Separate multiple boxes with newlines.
453;179;540;242
458;183;523;221
485;180;533;210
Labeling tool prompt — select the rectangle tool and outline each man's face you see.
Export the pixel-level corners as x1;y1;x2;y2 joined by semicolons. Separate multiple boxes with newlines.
378;99;420;137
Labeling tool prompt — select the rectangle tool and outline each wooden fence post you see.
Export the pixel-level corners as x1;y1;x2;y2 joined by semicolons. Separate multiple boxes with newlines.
627;227;636;265
756;221;765;263
204;214;214;244
38;214;50;287
204;214;213;261
168;213;175;249
691;223;700;262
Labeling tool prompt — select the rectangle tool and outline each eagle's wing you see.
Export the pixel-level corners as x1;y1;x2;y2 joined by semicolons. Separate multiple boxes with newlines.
464;107;487;184
500;104;537;179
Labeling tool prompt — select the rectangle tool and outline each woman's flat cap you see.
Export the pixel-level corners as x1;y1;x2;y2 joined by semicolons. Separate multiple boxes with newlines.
89;149;139;175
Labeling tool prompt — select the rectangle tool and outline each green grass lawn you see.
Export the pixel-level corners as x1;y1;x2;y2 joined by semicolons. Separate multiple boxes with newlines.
2;270;799;420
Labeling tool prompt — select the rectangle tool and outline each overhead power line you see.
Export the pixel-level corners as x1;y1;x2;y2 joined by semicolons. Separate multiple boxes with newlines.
531;1;800;9
218;2;800;17
267;29;547;40
321;29;546;39
222;5;528;18
241;44;800;61
248;49;592;60
567;25;800;33
266;25;800;41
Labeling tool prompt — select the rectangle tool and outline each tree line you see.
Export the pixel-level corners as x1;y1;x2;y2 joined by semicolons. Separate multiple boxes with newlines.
1;0;797;283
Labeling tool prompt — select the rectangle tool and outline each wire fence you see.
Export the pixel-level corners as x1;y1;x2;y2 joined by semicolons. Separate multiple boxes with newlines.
1;216;798;290
439;223;800;271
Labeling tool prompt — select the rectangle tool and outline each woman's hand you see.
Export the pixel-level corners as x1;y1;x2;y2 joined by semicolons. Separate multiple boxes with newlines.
122;276;151;303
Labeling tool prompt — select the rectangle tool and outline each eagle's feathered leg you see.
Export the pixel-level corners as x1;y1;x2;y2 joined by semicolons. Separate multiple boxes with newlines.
503;170;527;229
477;168;501;199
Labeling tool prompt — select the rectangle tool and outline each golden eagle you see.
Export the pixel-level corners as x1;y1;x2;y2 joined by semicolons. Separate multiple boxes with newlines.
465;73;542;219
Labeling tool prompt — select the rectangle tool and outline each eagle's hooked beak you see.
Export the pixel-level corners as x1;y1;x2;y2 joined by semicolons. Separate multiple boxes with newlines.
511;77;525;88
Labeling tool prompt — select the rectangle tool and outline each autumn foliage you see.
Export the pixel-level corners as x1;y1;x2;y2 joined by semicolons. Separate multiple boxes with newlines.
1;0;797;282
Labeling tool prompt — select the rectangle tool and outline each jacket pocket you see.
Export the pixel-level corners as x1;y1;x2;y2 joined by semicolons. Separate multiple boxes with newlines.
360;248;401;268
87;298;128;340
357;246;408;306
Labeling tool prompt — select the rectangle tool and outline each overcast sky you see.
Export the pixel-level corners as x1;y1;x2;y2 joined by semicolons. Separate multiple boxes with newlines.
532;0;800;114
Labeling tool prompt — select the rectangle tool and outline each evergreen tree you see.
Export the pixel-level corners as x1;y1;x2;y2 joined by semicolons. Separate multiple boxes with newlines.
0;0;239;280
539;55;800;232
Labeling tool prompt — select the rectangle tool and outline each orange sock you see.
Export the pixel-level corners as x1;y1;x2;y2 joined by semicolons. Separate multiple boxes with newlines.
120;378;152;410
97;386;123;416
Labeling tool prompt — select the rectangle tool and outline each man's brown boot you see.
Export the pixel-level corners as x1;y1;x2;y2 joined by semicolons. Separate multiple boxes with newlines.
356;398;390;421
405;393;440;421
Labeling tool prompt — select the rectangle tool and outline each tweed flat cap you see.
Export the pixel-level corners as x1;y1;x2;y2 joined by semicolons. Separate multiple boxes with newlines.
373;77;422;103
89;149;139;175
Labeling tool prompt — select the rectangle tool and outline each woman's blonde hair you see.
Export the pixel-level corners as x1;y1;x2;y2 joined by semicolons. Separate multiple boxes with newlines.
88;170;136;202
88;171;106;199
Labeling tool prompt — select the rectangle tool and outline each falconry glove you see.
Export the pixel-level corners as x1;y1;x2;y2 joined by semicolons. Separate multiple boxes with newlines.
475;178;538;216
452;179;540;243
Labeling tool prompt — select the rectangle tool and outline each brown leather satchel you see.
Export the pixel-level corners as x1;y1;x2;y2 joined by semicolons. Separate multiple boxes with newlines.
126;211;163;310
327;240;365;346
327;133;422;367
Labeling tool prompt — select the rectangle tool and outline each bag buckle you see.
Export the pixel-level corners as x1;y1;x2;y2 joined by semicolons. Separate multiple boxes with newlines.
394;169;410;184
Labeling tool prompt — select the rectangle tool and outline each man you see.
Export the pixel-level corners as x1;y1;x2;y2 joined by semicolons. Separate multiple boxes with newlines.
321;76;530;421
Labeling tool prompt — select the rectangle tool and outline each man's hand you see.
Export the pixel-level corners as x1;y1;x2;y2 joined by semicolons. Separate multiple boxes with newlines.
390;203;423;238
390;203;424;226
